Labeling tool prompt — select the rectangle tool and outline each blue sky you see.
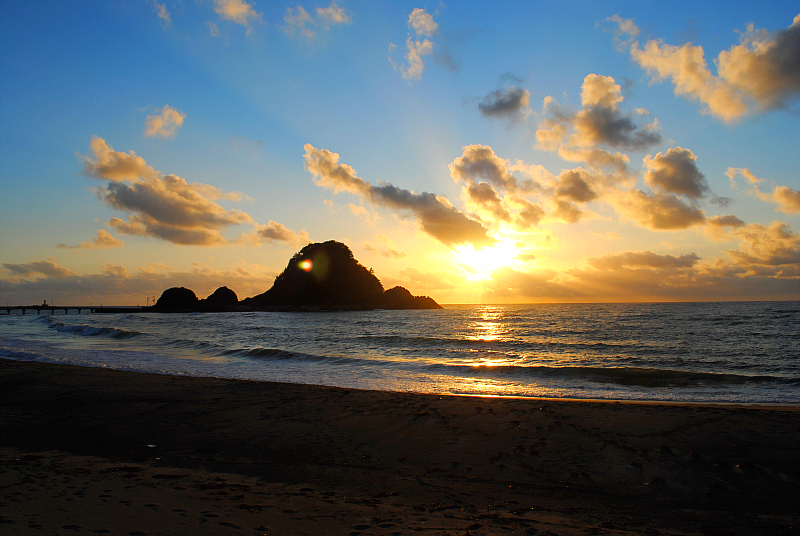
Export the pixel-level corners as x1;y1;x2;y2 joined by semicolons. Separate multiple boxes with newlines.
1;1;798;304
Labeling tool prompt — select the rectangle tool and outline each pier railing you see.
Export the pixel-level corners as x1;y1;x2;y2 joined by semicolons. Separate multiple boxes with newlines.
1;306;152;315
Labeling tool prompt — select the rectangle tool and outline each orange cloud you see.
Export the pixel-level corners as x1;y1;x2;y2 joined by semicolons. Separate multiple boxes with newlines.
612;14;800;122
144;105;185;138
613;190;706;230
80;137;301;247
213;0;262;33
57;229;124;250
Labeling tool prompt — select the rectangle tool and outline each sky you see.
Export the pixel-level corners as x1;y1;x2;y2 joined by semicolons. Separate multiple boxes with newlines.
1;0;798;305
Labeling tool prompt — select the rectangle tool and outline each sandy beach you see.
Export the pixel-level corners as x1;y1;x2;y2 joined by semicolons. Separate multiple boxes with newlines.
1;359;798;535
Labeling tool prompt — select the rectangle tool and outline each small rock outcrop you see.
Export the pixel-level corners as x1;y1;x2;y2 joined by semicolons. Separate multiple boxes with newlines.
378;286;441;310
204;286;238;311
154;287;199;312
153;286;239;312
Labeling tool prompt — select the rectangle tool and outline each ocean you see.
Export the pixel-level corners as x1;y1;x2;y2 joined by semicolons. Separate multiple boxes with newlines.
1;302;798;404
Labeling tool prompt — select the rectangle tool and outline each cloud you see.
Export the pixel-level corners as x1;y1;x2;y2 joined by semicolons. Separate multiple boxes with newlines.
316;1;350;26
408;8;438;36
283;2;350;40
0;260;279;305
463;182;511;222
726;167;800;214
771;186;800;214
478;86;531;122
643;147;709;199
390;267;468;292
725;166;763;186
283;6;313;40
363;243;407;259
347;203;379;226
363;235;407;259
57;229;124;250
554;169;599;203
613;189;706;230
587;251;700;270
535;74;660;174
728;221;800;269
213;0;262;34
483;241;799;302
79;137;302;247
612;13;800;122
3;259;75;279
572;74;662;150
303;144;495;248
144;105;186;138
79;136;158;182
251;221;310;246
147;0;171;26
448;144;539;194
391;8;438;81
707;214;745;228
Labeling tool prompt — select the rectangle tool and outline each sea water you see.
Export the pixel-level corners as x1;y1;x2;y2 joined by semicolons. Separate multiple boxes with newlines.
1;302;798;403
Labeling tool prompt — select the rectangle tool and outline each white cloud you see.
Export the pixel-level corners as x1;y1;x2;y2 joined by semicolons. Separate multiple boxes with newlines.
283;1;351;40
147;0;171;26
391;8;438;81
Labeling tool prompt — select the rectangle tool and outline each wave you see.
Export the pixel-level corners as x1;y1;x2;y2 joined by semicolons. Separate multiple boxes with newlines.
39;316;141;339
427;363;799;388
223;347;373;366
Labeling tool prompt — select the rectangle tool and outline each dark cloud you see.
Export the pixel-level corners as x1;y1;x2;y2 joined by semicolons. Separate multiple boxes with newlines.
555;170;599;203
465;182;512;222
80;137;300;247
536;74;660;174
478;86;530;121
643;147;709;199
552;199;586;223
371;183;496;248
304;144;495;248
449;144;538;194
587;251;700;270
3;260;75;278
573;106;662;150
707;215;745;228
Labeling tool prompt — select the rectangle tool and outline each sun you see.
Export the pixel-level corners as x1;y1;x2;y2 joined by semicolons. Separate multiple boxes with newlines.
453;238;526;281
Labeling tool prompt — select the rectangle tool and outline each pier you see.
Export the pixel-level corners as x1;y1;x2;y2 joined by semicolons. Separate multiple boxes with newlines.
1;306;151;315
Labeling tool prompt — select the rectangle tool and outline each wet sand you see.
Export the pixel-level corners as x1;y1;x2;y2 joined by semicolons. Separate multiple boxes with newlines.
1;359;798;535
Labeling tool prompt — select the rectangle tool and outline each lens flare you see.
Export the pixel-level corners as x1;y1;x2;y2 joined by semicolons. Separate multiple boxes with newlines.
298;259;313;272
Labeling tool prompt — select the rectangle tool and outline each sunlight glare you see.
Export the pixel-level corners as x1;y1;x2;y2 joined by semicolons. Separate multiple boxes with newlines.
454;239;526;281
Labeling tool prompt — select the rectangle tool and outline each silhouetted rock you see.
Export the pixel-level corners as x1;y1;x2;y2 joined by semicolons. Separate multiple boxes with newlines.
379;286;442;309
154;287;199;312
204;286;238;311
243;241;442;310
245;241;384;308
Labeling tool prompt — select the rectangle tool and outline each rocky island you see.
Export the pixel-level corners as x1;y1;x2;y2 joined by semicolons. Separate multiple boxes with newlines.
155;241;441;312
